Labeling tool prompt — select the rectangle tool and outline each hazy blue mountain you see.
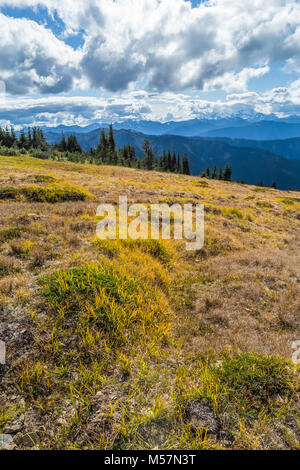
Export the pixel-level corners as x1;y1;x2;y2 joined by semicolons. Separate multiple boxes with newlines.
43;128;300;190
41;123;103;134
213;137;300;160
42;117;265;137
202;121;300;140
41;116;300;140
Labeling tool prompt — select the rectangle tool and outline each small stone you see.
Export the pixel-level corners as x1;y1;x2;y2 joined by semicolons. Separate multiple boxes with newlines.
185;398;221;435
5;420;23;434
0;434;14;450
16;432;39;448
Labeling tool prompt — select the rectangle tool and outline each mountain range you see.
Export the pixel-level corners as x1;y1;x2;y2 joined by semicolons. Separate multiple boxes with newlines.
42;121;300;190
41;116;300;140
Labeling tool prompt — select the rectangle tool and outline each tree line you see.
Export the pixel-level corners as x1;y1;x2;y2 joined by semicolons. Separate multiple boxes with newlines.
200;164;233;181
56;124;191;174
0;124;279;187
0;126;48;151
0;124;191;175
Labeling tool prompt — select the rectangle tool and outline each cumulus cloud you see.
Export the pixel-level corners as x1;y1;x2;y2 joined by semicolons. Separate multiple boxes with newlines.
1;0;300;125
4;77;300;128
0;13;80;94
0;93;155;127
0;0;300;95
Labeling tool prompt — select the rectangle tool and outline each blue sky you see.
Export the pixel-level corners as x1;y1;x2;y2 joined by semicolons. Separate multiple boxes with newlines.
1;0;300;127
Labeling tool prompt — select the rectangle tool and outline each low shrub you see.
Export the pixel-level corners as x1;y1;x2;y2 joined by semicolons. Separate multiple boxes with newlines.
0;257;16;277
0;226;26;243
218;352;298;420
0;183;94;203
39;262;168;344
0;187;18;200
94;238;174;265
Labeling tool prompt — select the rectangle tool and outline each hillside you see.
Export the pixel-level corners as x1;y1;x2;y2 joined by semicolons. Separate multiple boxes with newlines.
202;121;300;140
0;155;299;450
215;136;300;161
44;128;300;190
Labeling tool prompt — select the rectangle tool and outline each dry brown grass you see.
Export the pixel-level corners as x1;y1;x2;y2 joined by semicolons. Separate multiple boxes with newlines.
0;155;299;450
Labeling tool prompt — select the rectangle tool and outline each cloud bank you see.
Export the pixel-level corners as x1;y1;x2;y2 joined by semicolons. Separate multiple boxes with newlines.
0;0;300;124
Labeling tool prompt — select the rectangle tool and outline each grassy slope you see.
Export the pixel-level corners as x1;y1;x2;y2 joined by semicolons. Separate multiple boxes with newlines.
0;155;299;450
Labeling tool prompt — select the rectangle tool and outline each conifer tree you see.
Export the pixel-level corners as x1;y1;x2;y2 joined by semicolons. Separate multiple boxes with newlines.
212;165;217;179
142;139;155;170
176;153;182;173
167;150;172;172
172;152;177;172
223;164;232;181
19;129;28;149
182;154;190;175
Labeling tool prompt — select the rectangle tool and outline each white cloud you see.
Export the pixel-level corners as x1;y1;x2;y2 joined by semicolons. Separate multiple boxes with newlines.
0;13;80;94
3;76;300;127
0;0;300;95
1;0;300;124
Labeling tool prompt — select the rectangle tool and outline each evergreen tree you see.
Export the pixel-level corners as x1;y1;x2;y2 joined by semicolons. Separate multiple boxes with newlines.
129;146;136;165
108;124;117;163
27;128;32;148
182;154;190;175
97;129;108;163
212;165;217;179
176;153;182;173
66;135;82;153
19;129;28;149
10;126;17;147
142;139;155;170
167;150;172;172
172;152;177;172
223;164;232;181
58;134;67;152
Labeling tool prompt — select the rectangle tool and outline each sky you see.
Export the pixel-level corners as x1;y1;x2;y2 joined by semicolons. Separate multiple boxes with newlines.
1;0;300;127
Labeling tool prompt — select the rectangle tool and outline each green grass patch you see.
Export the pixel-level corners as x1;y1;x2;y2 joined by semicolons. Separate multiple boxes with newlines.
278;198;294;205
175;352;299;425
94;238;174;266
32;174;58;183
0;257;16;277
223;207;244;219
21;184;93;203
0;186;18;200
0;183;94;203
218;352;298;421
39;262;169;345
256;200;272;208
0;226;27;243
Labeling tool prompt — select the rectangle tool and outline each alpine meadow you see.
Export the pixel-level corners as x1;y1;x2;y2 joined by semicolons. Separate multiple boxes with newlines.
0;0;299;454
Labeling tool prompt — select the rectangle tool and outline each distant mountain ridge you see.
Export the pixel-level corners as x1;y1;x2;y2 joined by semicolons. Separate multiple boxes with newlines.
201;121;300;140
212;137;300;161
41;115;300;141
43;127;300;190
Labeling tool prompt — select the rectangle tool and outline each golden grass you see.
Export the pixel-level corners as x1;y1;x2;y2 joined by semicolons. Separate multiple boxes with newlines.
0;155;299;450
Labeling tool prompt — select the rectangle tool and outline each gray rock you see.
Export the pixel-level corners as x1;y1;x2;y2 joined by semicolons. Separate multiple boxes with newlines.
15;432;39;448
0;434;14;450
5;419;24;434
185;398;221;435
